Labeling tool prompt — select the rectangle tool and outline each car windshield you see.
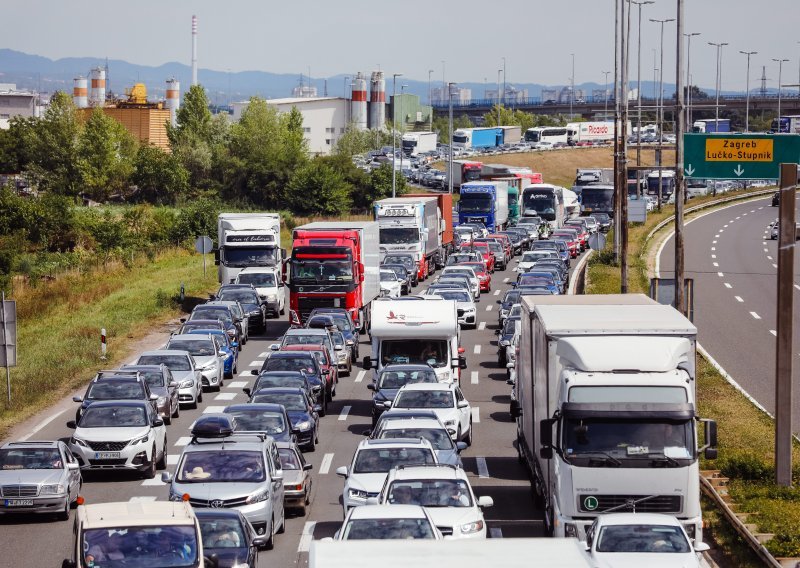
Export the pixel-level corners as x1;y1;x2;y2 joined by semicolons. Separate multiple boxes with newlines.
384;256;414;270
394;390;454;410
447;254;474;264
138;355;191;371
178;451;265;482
564;419;693;461
378;368;438;389
380;228;419;245
324;313;353;332
341;518;435;540
443;268;474;279
595;524;691;553
435;290;471;302
265;357;317;374
386;479;472;507
353;448;435;473
250;392;306;411
181;321;224;333
218;290;259;304
199;518;246;550
0;448;63;470
278;448;302;470
189;309;232;325
381;340;447;368
502;291;521;305
255;375;305;389
522;251;556;262
283;335;325;347
87;381;144;400
331;332;345;348
227;410;287;434
80;406;148;428
380;271;398;282
82;526;198;568
237;272;276;287
167;340;216;357
379;427;454;451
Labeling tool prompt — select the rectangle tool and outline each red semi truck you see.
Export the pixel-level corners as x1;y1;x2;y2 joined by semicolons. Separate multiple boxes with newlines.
284;221;381;330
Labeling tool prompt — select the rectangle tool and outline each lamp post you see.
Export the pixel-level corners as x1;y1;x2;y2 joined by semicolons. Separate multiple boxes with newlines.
570;53;575;119
400;84;408;179
632;1;653;181
497;68;503;125
740;51;757;132
651;17;674;211
773;58;789;128
391;73;402;199
502;57;507;105
428;69;434;131
448;82;455;195
708;42;728;125
684;32;700;128
343;76;350;125
602;70;611;119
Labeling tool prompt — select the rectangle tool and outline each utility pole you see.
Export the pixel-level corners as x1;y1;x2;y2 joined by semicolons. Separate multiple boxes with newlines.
613;0;620;264
620;0;630;293
570;53;575;120
602;71;611;119
740;51;757;132
773;58;789;128
632;1;653;199
684;33;700;130
708;42;728;125
497;69;503;125
674;0;686;316
391;73;402;198
448;83;455;195
651;17;675;212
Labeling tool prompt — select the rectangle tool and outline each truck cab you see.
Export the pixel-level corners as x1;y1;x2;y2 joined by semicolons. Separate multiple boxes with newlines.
216;213;282;285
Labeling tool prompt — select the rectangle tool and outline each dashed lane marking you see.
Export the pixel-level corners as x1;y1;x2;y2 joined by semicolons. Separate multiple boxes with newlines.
175;437;192;447
238;371;253;378
485;305;493;312
203;406;226;414
794;285;800;291
258;352;269;358
471;371;479;385
712;262;719;267
478;322;486;331
167;454;179;465
764;248;769;252
714;234;720;238
773;264;778;268
717;272;724;277
298;522;316;553
767;256;773;261
474;345;482;355
711;255;717;259
724;283;732;289
227;381;247;388
19;409;66;441
338;406;352;421
249;360;264;367
471;407;480;423
770;330;777;336
494;289;501;296
735;296;744;303
750;312;761;320
711;247;716;251
355;370;366;383
319;453;334;475
214;392;237;401
503;278;509;283
712;240;717;244
141;477;165;487
476;457;490;478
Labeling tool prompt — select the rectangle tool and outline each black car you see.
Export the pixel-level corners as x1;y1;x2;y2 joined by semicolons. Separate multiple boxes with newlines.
367;364;438;426
187;306;241;347
305;315;339;334
72;374;157;422
382;254;419;286
248;388;321;452
498;289;522;325
496;318;517;366
772;191;780;207
259;352;328;416
534;259;570;286
245;370;319;404
307;308;360;359
498;230;525;254
215;285;267;333
196;508;267;567
121;364;179;425
223;403;296;444
590;212;612;232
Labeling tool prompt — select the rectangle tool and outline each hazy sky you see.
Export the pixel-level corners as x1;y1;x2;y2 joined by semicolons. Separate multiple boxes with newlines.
2;0;799;91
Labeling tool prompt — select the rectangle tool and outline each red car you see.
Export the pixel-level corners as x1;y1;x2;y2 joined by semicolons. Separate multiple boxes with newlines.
551;232;579;258
460;261;491;292
563;222;589;251
460;241;496;273
280;344;338;401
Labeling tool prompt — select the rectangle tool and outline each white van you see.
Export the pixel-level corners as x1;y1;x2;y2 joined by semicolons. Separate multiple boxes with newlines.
235;266;285;318
364;298;466;384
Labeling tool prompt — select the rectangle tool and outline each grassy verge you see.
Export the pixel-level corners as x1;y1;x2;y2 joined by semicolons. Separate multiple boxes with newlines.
585;187;800;560
0;247;218;440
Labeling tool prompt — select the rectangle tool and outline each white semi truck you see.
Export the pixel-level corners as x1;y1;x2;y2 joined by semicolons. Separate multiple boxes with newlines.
215;213;282;285
512;294;717;543
401;131;437;156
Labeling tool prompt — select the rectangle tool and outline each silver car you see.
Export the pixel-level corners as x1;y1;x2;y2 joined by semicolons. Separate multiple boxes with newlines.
165;334;227;392
276;441;313;515
0;441;82;520
371;417;466;467
136;350;204;409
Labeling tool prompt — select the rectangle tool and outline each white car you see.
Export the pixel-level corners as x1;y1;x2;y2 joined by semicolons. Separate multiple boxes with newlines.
334;504;442;540
387;383;472;444
535;141;554;150
428;289;476;329
437;267;480;300
515;250;561;272
380;269;403;298
68;400;167;479
584;513;709;567
136;350;203;409
336;438;437;515
377;464;493;539
165;334;226;391
235;266;285;318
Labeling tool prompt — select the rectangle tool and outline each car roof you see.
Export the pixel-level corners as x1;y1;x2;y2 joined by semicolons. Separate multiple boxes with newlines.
387;464;466;481
194;508;246;521
285;328;328;336
80;501;197;529
347;504;429;520
169;334;213;342
121;364;165;371
380;364;436;372
357;437;433;450
251;387;305;395
82;400;149;409
378;418;444;430
269;351;314;359
594;512;683;527
1;440;62;449
224;403;287;414
396;383;455;392
142;350;191;357
282;345;325;352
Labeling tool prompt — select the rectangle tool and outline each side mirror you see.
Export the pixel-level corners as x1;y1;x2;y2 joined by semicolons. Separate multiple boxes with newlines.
218;350;226;357
694;542;711;552
250;370;258;376
72;396;83;403
362;430;372;437
362;356;372;370
335;466;348;478
231;341;239;348
153;418;164;427
150;394;159;401
458;357;467;370
169;381;178;388
705;419;718;448
251;536;269;548
367;383;376;391
270;344;281;351
66;420;77;429
539;418;555;459
477;496;494;508
456;442;468;452
510;400;521;418
303;463;313;471
383;401;392;409
161;472;173;483
494;329;501;335
243;387;251;397
272;470;284;481
335;345;343;351
313;404;323;413
457;400;469;409
61;560;76;568
67;462;80;471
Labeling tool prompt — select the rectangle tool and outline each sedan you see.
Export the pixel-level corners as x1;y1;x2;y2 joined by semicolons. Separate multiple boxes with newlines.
215;285;266;334
459;262;491;292
335;504;441;540
223;403;296;444
136;350;203;409
0;440;82;520
367;364;439;426
248;388;321;452
196;508;267;568
185;328;239;379
276;441;313;515
380;269;404;298
382;254;419;287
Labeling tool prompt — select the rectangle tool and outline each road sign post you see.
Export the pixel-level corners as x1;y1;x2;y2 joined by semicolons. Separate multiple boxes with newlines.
194;236;214;277
1;292;17;405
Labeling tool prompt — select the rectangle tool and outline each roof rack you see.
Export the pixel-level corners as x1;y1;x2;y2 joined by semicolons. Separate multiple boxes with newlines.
393;463;460;472
189;414;268;445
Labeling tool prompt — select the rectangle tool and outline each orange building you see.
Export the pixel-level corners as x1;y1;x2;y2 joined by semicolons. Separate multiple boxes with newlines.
77;107;171;151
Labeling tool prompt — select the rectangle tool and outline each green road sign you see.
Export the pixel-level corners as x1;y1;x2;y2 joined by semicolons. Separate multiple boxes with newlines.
683;133;800;179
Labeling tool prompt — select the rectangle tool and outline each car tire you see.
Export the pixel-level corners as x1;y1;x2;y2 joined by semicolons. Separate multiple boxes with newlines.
164;412;172;426
58;499;70;521
197;389;203;404
172;403;180;419
465;419;473;446
264;517;275;550
157;440;167;470
142;449;157;479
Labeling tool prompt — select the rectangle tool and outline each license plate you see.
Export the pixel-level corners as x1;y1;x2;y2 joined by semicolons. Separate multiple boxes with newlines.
94;452;121;459
4;499;34;507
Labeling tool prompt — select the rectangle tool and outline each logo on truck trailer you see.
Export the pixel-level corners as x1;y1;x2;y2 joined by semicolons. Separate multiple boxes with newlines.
586;124;610;135
387;310;440;325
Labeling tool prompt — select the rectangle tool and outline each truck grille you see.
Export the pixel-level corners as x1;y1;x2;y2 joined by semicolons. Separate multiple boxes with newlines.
1;485;39;497
298;297;342;322
578;494;682;514
86;440;129;452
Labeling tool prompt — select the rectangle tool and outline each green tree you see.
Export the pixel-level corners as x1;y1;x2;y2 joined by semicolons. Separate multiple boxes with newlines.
287;157;352;215
365;163;406;203
77;108;137;201
131;145;189;204
168;84;212;144
334;123;391;158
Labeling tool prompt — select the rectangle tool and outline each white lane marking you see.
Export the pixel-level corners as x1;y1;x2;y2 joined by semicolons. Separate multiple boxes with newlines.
214;392;237;401
476;457;490;478
494;289;501;296
175;437;192;446
203;405;226;414
503;278;509;283
238;371;254;378
794;284;800;291
129;496;157;502
712;262;719;267
773;264;778;268
723;224;728;228
298;521;316;553
711;255;717;259
258;352;270;358
227;381;247;388
714;234;720;238
750;312;761;320
724;283;732;289
478;322;486;331
485;305;493;312
471;407;480;423
249;360;264;367
490;527;503;538
19;409;67;441
141;477;165;487
736;216;741;220
712;240;717;244
764;248;769;252
474;345;482;355
743;212;748;216
767;255;773;260
735;296;744;303
719;229;724;233
355;370;366;383
167;454;179;465
770;330;777;336
711;247;716;251
338;406;352;421
759;206;764;209
471;371;479;384
717;272;724;277
319;453;334;475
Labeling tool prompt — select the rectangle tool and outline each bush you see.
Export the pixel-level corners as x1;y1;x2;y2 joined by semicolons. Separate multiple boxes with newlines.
719;453;775;482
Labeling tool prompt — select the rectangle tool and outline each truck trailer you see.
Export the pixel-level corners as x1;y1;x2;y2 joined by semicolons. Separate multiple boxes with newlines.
215;213;282;285
692;119;731;133
512;294;717;542
401;131;437;156
405;193;455;267
458;181;509;232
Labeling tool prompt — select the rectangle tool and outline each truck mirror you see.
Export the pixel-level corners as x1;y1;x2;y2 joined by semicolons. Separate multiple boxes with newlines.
510;400;521;418
539;418;556;459
704;419;718;449
362;356;372;370
280;247;287;261
704;447;718;460
458;357;468;370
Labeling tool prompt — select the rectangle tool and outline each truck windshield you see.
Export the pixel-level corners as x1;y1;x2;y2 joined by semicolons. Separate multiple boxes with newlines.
525;130;541;143
223;247;278;268
291;260;353;282
381;339;448;368
522;192;556;220
459;195;493;213
380;228;420;245
464;168;481;181
82;526;199;568
581;188;615;212
563;419;694;464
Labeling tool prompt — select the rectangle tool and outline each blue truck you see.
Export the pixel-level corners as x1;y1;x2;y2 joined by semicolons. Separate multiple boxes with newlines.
692;119;731;133
458;181;510;232
470;127;504;149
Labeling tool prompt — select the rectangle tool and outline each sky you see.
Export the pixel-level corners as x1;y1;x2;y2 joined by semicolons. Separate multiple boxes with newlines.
2;0;799;92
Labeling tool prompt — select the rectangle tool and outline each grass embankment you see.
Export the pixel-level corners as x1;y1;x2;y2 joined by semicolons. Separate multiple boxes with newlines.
0;248;218;440
585;189;800;562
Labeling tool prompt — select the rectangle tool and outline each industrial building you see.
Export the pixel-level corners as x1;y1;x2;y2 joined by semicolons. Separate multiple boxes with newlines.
0;84;41;128
389;93;433;132
431;86;471;105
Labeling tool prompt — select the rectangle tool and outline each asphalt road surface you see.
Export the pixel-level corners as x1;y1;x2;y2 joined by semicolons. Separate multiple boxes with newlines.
658;195;800;433
0;249;590;567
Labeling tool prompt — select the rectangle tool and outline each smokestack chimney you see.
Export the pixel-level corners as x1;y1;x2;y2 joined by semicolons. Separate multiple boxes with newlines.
191;15;198;86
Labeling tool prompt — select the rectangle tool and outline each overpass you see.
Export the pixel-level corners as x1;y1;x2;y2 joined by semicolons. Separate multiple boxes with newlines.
432;93;800;122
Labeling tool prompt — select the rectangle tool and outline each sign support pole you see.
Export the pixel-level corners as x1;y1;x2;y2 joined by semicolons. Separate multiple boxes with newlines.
674;0;686;315
775;163;796;487
620;0;630;293
1;291;9;405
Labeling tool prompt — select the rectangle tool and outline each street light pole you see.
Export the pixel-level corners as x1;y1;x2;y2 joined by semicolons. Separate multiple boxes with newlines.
602;71;611;119
448;82;455;195
651;17;675;212
391;73;402;198
570;53;575;119
674;0;686;315
497;69;502;125
773;58;789;127
684;32;700;128
400;84;408;181
708;42;728;125
428;69;434;131
502;57;507;105
632;1;654;193
740;51;757;132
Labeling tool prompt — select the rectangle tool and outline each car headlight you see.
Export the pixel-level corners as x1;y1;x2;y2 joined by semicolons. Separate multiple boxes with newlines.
169;491;184;502
460;520;484;534
179;379;194;388
444;419;456;427
231;563;250;568
40;484;66;495
71;437;88;448
157;396;167;405
226;329;236;338
295;420;312;431
246;488;270;504
349;489;369;500
248;309;261;317
132;432;151;445
266;294;277;302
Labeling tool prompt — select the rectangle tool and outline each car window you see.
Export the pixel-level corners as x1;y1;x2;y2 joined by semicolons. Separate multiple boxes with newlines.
378;427;454;450
80;406;148;428
0;448;64;470
386;479;472;507
200;518;246;549
353;448;436;473
265;357;317;374
251;392;306;411
138;354;191;371
341;518;435;540
141;370;166;389
378;369;438;389
87;381;144;400
278;447;302;470
167;339;216;357
227;409;287;434
218;290;259;304
395;390;454;409
178;451;265;482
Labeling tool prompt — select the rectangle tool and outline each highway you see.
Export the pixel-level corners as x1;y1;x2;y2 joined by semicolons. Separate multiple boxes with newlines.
0;259;559;567
658;195;800;433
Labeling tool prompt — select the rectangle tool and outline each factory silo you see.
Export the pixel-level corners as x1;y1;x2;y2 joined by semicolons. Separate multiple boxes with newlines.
369;71;386;130
351;72;368;130
166;78;180;126
89;67;106;106
73;76;88;108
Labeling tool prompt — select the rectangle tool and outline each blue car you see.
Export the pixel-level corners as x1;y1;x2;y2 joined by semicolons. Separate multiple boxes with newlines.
187;328;239;378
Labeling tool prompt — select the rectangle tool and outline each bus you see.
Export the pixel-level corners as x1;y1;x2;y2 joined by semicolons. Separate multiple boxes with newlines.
580;184;615;217
521;184;565;229
524;127;571;146
647;170;676;199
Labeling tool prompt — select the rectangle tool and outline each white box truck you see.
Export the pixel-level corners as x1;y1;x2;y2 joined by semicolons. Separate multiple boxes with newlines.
512;294;717;543
401;131;437;156
363;297;466;384
215;213;282;284
374;197;445;278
